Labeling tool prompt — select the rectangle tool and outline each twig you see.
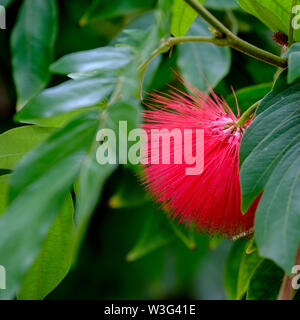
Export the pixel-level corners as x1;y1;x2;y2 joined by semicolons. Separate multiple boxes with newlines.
137;0;288;98
138;36;227;73
138;36;227;97
183;0;287;68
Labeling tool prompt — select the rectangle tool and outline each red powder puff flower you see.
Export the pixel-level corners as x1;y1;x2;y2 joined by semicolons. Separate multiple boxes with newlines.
141;82;261;238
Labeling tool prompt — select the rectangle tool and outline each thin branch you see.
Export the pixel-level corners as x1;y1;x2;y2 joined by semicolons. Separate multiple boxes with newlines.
138;36;226;73
137;36;228;97
184;0;230;36
183;0;288;69
138;0;288;96
289;0;297;47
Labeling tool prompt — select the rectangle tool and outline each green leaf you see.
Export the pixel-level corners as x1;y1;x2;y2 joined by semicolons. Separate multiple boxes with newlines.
255;141;300;273
11;0;58;109
237;0;293;36
256;71;291;116
177;18;231;91
112;61;140;102
169;220;197;251
288;53;300;84
126;203;197;262
224;239;248;300
237;243;263;299
0;111;100;299
0;126;53;169
247;259;283;300
76;150;117;220
73;99;141;258
80;0;157;25
103;99;141;139
114;29;159;99
209;235;224;250
246;237;258;254
106;99;142;172
240;80;300;212
240;76;300;273
171;0;205;37
108;169;147;209
15;76;116;123
73;155;116;262
50;47;133;76
126;206;175;262
285;43;300;84
226;82;272;115
0;175;10;216
113;3;170;75
18;194;74;300
100;99;141;149
205;0;240;10
19;106;103;128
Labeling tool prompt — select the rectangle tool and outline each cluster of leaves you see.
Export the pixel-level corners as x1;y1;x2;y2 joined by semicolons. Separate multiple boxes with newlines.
0;0;300;300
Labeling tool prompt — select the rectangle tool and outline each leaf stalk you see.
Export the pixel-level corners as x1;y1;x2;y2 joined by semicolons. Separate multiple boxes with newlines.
183;0;288;69
236;100;261;127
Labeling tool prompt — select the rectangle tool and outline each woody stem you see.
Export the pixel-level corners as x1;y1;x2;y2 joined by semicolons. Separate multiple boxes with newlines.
138;2;288;79
183;0;287;68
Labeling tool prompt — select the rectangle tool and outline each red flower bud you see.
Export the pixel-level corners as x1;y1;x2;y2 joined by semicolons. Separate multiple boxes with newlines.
142;82;261;238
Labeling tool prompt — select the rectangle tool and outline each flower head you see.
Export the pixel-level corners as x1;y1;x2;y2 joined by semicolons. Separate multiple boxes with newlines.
141;82;261;238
